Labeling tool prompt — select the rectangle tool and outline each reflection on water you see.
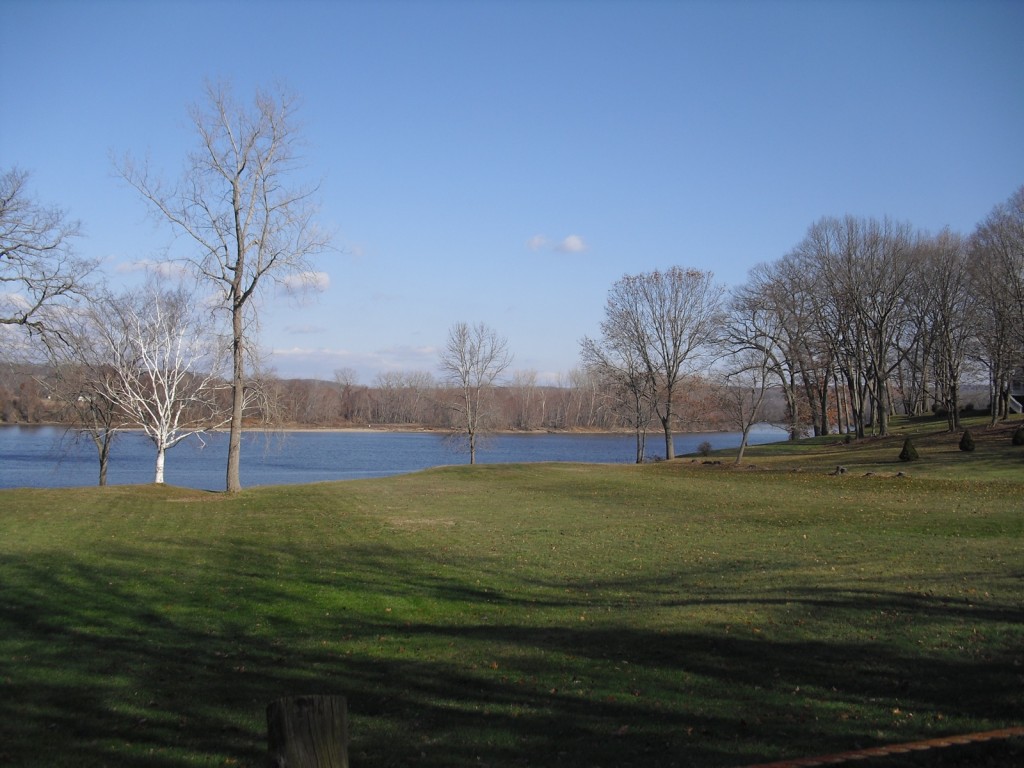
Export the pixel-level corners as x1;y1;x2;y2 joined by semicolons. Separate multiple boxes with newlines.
0;425;787;490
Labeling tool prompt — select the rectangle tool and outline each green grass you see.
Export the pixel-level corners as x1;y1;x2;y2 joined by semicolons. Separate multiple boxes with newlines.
1;417;1022;767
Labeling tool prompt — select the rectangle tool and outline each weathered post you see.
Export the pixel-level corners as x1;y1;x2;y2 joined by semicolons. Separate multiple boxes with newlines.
267;695;348;768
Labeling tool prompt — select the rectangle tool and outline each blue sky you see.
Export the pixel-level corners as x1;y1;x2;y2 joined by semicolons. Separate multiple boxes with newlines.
5;0;1023;384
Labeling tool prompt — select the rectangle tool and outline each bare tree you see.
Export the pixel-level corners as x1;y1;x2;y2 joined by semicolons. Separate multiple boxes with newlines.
733;257;831;438
719;287;784;463
794;216;915;437
439;321;512;464
509;369;541;431
94;282;230;484
917;230;974;429
118;82;332;492
715;354;774;466
600;267;725;459
1;167;94;345
334;367;370;424
44;307;127;485
969;186;1024;421
580;335;655;462
372;370;436;424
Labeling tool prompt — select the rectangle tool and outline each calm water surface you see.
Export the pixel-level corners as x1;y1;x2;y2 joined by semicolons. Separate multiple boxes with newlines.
0;425;787;490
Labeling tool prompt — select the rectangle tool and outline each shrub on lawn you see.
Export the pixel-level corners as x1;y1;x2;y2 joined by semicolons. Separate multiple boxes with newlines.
899;437;919;462
1013;426;1024;446
959;429;976;452
697;440;713;457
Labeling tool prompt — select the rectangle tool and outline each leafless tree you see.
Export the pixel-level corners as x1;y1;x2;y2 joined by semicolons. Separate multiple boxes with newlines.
969;186;1024;421
43;306;128;485
93;282;230;484
1;167;94;346
372;370;436;424
334;367;371;424
580;335;655;462
916;230;974;429
508;369;542;431
793;216;915;437
893;246;938;419
719;287;784;462
439;321;512;464
118;82;332;492
599;267;725;459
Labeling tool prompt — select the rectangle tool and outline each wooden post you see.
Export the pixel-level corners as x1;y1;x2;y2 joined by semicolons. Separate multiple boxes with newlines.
267;695;348;768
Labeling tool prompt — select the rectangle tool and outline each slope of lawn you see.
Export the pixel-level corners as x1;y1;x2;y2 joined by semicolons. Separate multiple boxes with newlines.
1;417;1022;767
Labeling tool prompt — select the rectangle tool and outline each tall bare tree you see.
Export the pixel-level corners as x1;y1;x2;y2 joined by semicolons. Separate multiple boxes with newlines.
794;216;915;437
969;186;1024;421
600;267;725;459
439;321;512;464
118;82;331;492
917;230;974;429
1;167;93;344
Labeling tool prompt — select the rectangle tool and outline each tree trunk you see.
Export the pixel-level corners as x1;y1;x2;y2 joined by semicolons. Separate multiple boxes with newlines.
226;302;244;493
876;378;891;437
735;425;751;466
634;427;646;464
267;695;348;768
154;444;166;484
92;432;111;487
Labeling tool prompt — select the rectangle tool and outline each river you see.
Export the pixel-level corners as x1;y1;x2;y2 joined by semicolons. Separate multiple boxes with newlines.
0;425;788;490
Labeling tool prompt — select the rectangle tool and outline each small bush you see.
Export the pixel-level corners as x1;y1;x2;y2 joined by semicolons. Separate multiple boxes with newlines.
697;440;713;457
1013;426;1024;446
899;437;919;462
959;429;976;452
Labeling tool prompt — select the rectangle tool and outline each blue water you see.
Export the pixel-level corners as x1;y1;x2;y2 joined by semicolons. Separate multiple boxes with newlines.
0;425;788;490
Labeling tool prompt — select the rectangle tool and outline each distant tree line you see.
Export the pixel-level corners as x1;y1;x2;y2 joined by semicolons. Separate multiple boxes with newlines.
0;360;749;433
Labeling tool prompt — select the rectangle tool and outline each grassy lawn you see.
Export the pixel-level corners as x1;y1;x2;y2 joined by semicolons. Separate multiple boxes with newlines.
1;416;1022;766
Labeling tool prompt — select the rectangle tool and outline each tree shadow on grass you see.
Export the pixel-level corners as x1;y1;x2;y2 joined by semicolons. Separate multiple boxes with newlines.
1;540;1021;768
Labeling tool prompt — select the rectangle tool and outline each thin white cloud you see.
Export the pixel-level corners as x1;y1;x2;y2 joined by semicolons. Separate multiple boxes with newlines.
115;259;188;278
0;291;30;310
527;234;588;254
556;234;587;253
527;234;548;251
281;271;331;295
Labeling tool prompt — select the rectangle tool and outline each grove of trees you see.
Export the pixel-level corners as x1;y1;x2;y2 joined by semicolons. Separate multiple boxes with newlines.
2;77;1022;484
726;201;1024;441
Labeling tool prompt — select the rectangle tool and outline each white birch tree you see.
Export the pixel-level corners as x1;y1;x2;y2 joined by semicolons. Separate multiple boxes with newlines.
95;283;229;484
